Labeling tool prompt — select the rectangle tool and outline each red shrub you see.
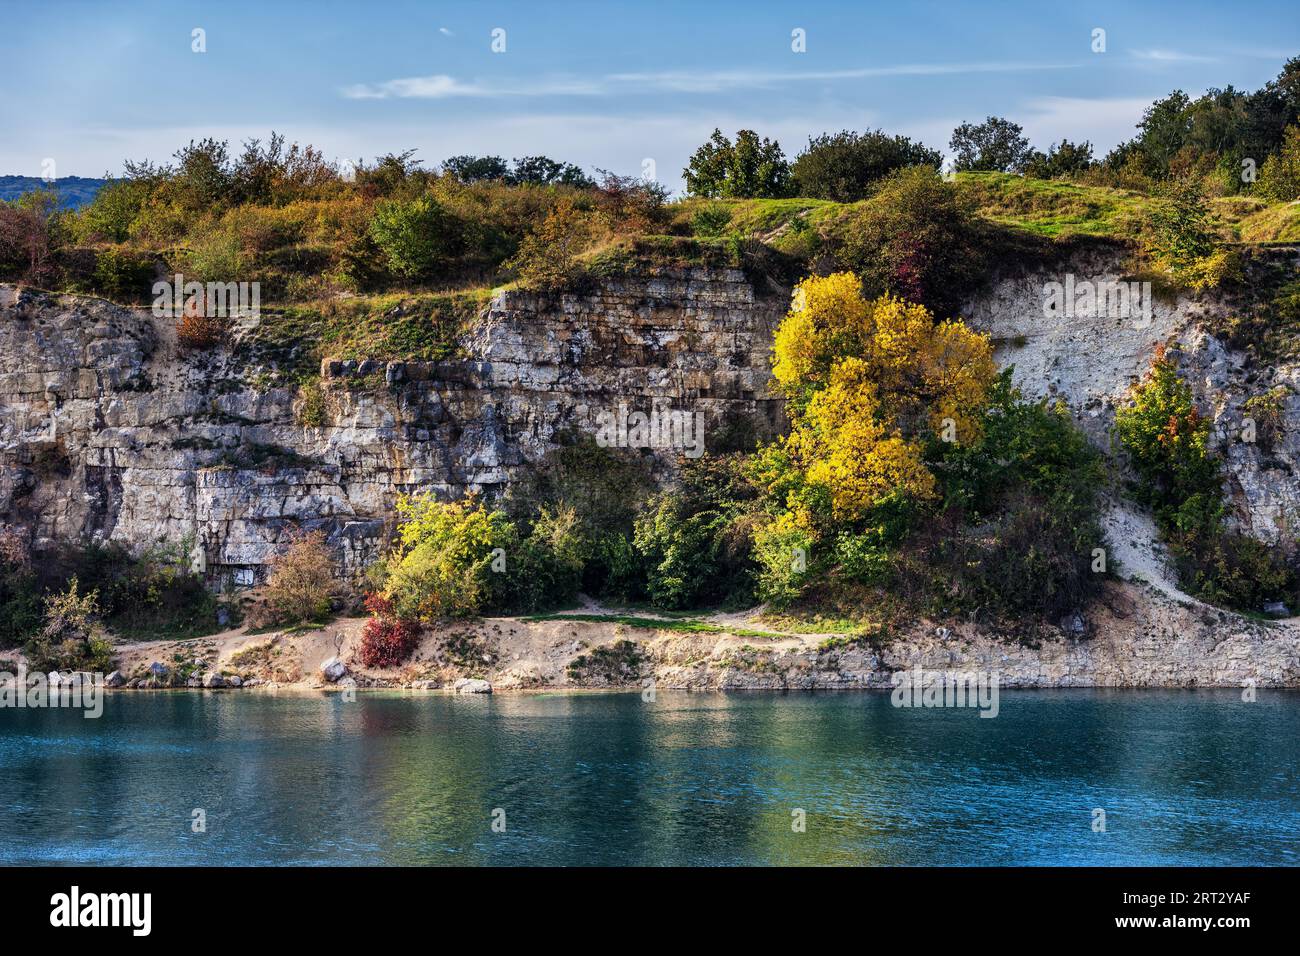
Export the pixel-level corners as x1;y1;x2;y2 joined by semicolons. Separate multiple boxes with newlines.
359;594;420;668
175;307;228;349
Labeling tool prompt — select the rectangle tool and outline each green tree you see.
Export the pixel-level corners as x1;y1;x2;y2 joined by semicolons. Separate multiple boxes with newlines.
1257;124;1300;201
948;116;1032;172
1115;346;1219;522
1023;140;1095;178
791;129;941;201
1135;91;1194;176
441;154;510;183
508;156;592;188
683;129;792;198
379;496;518;621
1146;178;1227;286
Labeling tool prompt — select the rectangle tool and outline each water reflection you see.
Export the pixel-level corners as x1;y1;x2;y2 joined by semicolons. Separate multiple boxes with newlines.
0;689;1296;865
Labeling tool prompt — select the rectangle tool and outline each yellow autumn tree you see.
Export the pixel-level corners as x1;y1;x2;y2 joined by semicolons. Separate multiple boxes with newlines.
791;358;936;522
771;272;995;521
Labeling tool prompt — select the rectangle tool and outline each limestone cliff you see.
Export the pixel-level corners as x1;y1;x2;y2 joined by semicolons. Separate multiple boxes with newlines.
0;269;785;584
9;248;1300;686
2;247;1298;596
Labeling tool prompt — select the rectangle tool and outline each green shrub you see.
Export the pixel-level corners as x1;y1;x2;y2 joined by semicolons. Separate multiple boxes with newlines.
503;197;592;289
504;438;654;596
1145;179;1230;287
74;178;150;243
1243;386;1290;451
296;377;329;427
378;495;517;620
752;512;814;608
1117;346;1298;610
368;194;460;279
690;203;732;237
23;579;115;673
67;541;223;641
1187;532;1294;611
0;529;40;648
634;495;737;609
1114;346;1219;519
93;247;154;299
632;455;758;610
497;505;586;612
378;495;589;619
896;373;1108;624
185;229;243;282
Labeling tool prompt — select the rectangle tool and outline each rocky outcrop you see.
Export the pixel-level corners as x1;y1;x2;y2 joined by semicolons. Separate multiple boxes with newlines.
963;245;1300;544
0;269;785;583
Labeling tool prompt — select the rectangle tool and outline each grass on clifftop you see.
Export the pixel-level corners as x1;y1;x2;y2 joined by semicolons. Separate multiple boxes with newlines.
244;288;490;376
952;171;1300;243
1237;200;1300;243
954;171;1158;239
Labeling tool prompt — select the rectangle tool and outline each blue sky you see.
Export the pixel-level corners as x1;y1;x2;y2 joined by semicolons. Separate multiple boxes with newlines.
2;0;1296;192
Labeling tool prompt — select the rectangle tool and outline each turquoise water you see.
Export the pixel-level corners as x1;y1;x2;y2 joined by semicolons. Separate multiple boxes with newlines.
0;689;1297;865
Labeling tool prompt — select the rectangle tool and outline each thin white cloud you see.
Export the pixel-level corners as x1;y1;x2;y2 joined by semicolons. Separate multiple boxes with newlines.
610;61;1080;93
341;74;604;100
438;27;454;37
341;60;1082;100
1128;48;1219;64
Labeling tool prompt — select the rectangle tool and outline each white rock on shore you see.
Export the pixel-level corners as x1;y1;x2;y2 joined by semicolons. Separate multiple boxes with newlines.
320;657;347;683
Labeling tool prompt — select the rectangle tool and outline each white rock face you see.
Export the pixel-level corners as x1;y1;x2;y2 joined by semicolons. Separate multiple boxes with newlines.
453;678;492;694
963;245;1300;546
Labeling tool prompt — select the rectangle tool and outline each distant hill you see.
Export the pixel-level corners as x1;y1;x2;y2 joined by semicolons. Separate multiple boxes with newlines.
0;175;108;209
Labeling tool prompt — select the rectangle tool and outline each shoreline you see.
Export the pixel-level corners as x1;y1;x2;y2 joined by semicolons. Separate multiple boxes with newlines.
12;579;1295;694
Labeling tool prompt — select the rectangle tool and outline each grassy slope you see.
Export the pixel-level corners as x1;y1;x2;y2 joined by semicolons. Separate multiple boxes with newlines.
175;174;1300;378
671;173;1300;245
957;172;1300;243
